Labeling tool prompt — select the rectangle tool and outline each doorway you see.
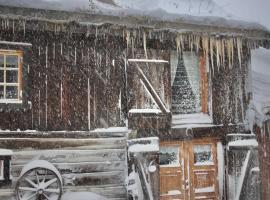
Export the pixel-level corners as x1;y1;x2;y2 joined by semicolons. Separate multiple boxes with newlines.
160;139;219;200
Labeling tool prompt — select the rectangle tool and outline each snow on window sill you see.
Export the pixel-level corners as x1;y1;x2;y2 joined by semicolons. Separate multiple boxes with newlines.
172;113;213;128
0;99;22;104
129;109;162;114
160;163;181;168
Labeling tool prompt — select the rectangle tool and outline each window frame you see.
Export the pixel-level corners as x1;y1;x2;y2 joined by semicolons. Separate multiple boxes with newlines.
170;50;213;125
0;50;23;103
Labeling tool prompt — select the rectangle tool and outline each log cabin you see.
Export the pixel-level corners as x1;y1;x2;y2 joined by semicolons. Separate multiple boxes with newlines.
0;3;269;200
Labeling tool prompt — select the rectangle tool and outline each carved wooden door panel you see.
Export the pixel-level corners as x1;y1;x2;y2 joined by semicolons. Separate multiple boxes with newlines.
160;142;185;200
160;139;219;200
189;140;219;200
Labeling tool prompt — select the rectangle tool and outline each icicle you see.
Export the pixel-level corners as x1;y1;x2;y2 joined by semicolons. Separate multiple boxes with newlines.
143;32;148;59
175;35;181;54
210;37;214;74
221;39;225;67
237;37;243;68
227;39;234;69
45;46;48;68
126;30;130;49
202;36;209;58
12;20;15;35
23;20;26;36
216;39;220;71
195;35;200;53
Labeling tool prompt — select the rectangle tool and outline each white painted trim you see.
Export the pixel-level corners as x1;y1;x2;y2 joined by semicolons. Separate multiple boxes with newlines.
0;99;22;104
235;150;251;200
0;41;32;47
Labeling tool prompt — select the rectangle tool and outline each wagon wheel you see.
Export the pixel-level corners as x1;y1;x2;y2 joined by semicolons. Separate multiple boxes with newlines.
15;160;63;200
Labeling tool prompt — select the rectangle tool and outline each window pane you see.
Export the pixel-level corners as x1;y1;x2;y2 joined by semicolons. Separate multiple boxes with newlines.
0;55;4;68
193;144;213;165
6;70;18;83
0;86;3;99
6;86;18;99
6;55;18;68
0;70;3;83
171;51;201;114
160;146;180;167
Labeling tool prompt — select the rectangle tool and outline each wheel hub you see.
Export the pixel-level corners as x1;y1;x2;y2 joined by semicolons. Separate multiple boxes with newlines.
38;189;44;195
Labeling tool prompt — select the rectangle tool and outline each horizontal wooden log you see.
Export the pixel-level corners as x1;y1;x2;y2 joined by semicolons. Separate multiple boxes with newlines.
0;130;128;138
11;161;125;177
3;170;125;189
0;137;127;150
11;149;126;165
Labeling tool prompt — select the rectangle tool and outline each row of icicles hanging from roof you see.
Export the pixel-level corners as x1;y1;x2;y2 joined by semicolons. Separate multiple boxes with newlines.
124;29;250;73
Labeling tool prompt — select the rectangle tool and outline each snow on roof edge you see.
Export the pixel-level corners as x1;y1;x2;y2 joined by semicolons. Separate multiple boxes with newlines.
0;4;269;38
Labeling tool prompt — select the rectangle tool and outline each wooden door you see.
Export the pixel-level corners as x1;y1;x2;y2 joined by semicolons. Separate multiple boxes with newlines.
160;139;219;200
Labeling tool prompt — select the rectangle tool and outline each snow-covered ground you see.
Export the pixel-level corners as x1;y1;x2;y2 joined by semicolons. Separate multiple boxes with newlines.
62;192;108;200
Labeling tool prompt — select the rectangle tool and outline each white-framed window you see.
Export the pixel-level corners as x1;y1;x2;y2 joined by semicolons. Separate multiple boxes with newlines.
0;50;23;103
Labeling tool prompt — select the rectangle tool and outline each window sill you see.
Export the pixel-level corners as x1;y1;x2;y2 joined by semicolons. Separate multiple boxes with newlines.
172;113;213;128
0;99;22;104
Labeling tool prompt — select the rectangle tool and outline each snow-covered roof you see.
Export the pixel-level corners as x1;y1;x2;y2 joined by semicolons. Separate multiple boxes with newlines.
248;47;270;128
251;47;270;117
0;1;269;38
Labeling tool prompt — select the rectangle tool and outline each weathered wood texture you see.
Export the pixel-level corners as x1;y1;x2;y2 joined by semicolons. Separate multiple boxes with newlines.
226;134;259;200
0;16;252;137
0;135;127;199
0;18;126;131
255;120;270;200
211;44;251;125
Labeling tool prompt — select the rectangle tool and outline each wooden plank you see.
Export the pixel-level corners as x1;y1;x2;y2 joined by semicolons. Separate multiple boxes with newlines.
6;170;125;189
11;149;126;165
134;63;169;114
11;161;125;177
0;137;126;149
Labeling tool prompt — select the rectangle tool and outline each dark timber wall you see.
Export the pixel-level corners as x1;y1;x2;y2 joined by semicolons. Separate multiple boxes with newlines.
0;17;252;134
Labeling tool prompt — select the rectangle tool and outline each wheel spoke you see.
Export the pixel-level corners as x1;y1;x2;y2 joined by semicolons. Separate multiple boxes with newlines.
18;187;37;192
44;188;60;194
43;193;51;200
42;169;48;183
44;178;57;188
22;192;36;200
25;178;38;188
35;170;40;184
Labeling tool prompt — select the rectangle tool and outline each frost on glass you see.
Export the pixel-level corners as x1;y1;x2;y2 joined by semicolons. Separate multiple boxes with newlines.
6;55;18;68
171;51;201;114
160;146;180;167
6;86;18;99
193;144;214;165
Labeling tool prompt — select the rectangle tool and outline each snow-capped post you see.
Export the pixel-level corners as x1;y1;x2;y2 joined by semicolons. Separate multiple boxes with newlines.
127;137;159;200
0;149;13;186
